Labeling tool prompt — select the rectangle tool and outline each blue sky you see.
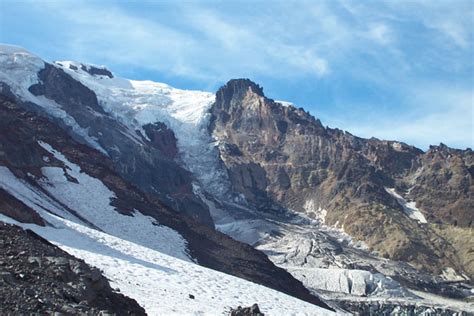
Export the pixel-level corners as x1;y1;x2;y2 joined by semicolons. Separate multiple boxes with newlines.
1;0;473;149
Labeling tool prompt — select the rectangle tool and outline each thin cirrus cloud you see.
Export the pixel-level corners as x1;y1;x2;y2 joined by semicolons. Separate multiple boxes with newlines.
33;1;330;81
366;23;394;45
0;0;472;149
324;85;473;150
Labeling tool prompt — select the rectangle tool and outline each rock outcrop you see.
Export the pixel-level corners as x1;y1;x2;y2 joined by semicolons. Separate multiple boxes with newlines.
230;303;264;316
407;144;473;227
0;189;45;226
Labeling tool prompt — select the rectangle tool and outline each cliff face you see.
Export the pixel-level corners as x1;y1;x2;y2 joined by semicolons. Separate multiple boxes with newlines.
407;144;473;227
209;79;473;279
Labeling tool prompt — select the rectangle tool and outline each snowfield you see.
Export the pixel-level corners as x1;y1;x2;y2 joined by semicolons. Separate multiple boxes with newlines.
384;187;427;224
0;213;334;315
0;142;334;315
0;44;232;199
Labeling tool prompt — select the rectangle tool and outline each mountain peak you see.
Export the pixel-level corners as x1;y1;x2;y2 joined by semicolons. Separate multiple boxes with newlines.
216;78;265;102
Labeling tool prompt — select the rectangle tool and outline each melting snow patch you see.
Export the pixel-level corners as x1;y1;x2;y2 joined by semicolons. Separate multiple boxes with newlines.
304;199;327;224
36;141;190;260
0;166;79;222
276;100;294;107
441;267;468;282
385;188;427;224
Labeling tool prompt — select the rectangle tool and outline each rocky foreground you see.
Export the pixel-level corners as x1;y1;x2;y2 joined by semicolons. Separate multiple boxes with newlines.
0;222;145;315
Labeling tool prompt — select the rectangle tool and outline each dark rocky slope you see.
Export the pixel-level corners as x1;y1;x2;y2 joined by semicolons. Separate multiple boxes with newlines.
209;79;473;279
407;144;473;227
0;222;146;315
0;93;332;311
0;188;45;226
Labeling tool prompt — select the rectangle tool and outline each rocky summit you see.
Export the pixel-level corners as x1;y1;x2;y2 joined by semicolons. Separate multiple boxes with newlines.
0;45;472;315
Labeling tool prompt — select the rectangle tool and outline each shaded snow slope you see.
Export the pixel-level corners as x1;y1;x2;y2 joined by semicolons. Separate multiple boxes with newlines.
0;44;43;93
0;142;190;261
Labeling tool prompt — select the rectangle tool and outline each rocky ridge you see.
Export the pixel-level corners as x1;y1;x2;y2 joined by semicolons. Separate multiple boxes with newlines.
209;79;473;280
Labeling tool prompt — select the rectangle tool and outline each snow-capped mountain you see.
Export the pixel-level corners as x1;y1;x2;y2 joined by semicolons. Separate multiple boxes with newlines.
0;44;332;315
0;44;472;315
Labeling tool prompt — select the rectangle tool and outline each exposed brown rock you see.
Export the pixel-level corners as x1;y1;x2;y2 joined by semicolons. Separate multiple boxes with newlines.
0;189;45;226
209;78;473;279
143;122;179;159
407;144;473;227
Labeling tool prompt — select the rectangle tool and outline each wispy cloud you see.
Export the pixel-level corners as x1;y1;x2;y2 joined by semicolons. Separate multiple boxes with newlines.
366;23;393;45
20;0;331;82
322;84;473;149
